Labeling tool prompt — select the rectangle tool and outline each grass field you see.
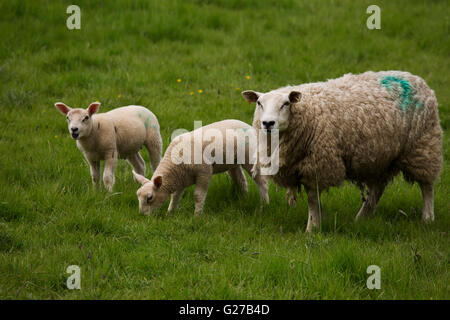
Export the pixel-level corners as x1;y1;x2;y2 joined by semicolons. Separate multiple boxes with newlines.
0;0;449;299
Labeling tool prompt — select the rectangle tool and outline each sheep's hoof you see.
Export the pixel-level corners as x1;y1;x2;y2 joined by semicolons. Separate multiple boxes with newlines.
422;212;435;223
355;203;373;221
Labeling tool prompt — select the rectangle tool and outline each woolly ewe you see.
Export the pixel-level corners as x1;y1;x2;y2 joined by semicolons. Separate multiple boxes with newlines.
243;71;442;232
133;120;269;215
55;102;162;192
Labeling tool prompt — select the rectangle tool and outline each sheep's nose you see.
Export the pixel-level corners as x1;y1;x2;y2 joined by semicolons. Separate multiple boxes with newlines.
71;127;79;132
262;121;275;129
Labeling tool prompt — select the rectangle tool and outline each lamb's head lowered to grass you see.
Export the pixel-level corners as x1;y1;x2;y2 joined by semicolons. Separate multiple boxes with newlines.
55;102;100;140
133;171;170;215
242;89;301;132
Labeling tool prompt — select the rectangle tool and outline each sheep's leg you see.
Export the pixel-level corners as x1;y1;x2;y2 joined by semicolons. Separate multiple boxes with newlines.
286;187;297;207
227;166;248;194
305;187;322;232
145;136;162;172
420;182;434;222
168;189;184;213
87;158;101;189
355;183;385;220
127;153;146;177
193;170;212;215
103;151;118;192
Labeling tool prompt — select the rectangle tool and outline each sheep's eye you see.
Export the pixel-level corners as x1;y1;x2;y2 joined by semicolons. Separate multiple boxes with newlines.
66;116;69;121
281;102;290;109
83;116;89;122
146;194;153;204
257;101;263;110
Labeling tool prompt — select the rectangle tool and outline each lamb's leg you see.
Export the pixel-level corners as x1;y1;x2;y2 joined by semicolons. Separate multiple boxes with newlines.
420;182;434;222
127;152;146;177
87;158;100;189
355;183;385;220
103;151;118;192
193;170;212;215
243;164;269;210
305;187;322;232
168;189;184;213
227;166;248;194
145;135;162;172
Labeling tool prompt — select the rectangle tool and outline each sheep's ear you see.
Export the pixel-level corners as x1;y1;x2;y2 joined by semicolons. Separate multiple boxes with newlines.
133;170;150;185
288;91;302;103
87;102;101;116
153;175;163;189
242;90;261;103
55;102;71;115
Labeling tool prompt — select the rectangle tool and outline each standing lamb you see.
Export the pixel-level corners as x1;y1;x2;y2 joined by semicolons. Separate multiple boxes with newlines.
55;102;162;192
242;71;442;232
132;119;269;215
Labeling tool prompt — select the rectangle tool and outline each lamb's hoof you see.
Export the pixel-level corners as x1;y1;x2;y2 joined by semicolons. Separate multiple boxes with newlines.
305;225;318;233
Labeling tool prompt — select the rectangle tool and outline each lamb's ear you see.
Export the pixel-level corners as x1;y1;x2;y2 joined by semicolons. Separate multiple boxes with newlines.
87;102;101;116
242;90;261;103
288;91;302;103
132;170;150;185
55;102;71;115
153;175;163;189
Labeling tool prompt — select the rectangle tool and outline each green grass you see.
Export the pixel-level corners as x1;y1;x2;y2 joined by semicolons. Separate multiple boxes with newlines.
0;0;449;299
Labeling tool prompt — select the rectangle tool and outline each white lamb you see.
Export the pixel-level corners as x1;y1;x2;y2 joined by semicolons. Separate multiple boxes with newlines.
55;102;162;192
132;119;269;215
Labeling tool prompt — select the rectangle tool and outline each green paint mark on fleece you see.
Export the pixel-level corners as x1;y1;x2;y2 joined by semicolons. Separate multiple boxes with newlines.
144;115;151;129
138;111;157;130
380;76;423;111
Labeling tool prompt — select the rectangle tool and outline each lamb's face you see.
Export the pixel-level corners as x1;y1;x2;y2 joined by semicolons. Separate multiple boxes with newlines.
242;90;302;132
65;109;93;140
54;102;100;140
133;173;169;215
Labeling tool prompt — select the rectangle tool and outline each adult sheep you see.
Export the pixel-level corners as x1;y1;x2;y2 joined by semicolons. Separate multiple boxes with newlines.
242;71;442;232
55;102;162;192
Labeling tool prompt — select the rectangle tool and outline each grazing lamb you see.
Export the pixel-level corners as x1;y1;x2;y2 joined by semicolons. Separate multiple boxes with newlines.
55;102;162;192
132;119;269;215
242;71;442;232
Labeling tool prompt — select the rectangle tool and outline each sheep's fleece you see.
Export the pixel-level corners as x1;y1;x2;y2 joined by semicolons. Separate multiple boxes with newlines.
246;71;442;232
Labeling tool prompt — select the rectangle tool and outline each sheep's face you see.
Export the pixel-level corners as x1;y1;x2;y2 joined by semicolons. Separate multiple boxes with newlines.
242;90;302;132
54;102;100;140
133;172;169;215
